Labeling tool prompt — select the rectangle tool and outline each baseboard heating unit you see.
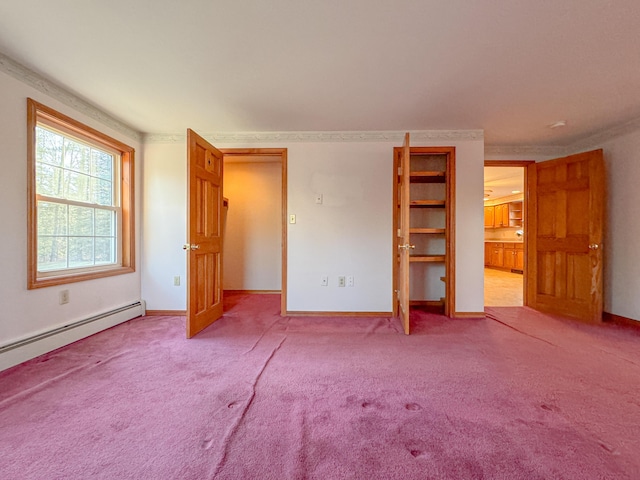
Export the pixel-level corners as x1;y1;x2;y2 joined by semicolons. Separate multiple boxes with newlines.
0;301;146;372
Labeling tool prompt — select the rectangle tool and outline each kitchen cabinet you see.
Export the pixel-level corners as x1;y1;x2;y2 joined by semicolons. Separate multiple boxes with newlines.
484;206;495;227
508;201;523;228
489;242;504;267
494;204;509;228
486;242;524;272
486;201;523;229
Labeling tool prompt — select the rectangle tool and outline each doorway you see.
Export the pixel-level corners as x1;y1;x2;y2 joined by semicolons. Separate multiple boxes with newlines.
484;161;533;307
220;149;288;315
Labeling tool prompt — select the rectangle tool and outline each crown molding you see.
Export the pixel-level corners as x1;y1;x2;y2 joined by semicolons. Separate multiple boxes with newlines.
0;52;142;142
143;133;187;144
144;129;484;144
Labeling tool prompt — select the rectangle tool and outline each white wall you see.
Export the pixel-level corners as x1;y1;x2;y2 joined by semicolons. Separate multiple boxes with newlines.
598;132;640;321
223;161;282;291
140;142;187;310
142;135;485;315
0;70;142;368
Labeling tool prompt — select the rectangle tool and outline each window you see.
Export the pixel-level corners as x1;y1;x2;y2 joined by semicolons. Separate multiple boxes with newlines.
27;98;135;289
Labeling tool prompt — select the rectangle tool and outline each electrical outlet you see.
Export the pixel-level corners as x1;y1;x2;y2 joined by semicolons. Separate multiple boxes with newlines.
321;275;328;286
173;276;181;286
338;276;346;287
347;276;354;287
59;289;69;305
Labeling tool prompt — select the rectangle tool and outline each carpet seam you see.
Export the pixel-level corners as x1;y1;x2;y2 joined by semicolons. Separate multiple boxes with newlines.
485;312;558;346
0;350;131;408
211;335;287;479
243;316;284;354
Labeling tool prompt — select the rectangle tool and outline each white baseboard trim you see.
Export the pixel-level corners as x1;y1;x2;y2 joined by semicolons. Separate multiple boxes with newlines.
0;300;145;372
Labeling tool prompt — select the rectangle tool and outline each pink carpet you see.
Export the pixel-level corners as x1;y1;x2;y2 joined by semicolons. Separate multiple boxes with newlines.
1;294;639;479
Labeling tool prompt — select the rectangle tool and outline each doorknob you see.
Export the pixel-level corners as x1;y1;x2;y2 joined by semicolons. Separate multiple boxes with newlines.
183;244;200;250
398;244;415;250
588;243;600;250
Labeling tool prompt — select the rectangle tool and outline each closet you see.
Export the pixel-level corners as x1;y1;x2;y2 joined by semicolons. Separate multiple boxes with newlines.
394;134;455;334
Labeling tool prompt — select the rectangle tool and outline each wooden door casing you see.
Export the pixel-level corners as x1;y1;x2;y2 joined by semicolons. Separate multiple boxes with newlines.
187;129;224;338
527;149;604;322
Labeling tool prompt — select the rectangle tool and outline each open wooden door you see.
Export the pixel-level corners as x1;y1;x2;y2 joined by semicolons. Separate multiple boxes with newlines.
526;149;604;322
185;129;224;338
397;133;411;334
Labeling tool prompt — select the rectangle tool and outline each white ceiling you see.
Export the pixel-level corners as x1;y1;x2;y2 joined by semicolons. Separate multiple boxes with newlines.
484;167;524;201
1;1;639;146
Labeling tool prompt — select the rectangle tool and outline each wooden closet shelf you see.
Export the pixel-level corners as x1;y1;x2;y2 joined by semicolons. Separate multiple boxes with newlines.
410;200;445;208
409;255;446;263
409;171;446;183
410;228;446;234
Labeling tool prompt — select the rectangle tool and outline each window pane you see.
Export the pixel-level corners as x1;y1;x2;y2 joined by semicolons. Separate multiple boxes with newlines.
64;170;91;202
92;150;113;180
38;236;68;271
68;237;94;268
38;201;68;235
95;209;115;236
92;177;113;206
95;237;115;264
64;138;91;174
69;206;94;236
36;163;64;197
36;127;64;166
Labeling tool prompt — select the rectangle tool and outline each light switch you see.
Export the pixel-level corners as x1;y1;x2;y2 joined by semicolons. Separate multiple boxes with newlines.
289;214;296;224
315;194;323;204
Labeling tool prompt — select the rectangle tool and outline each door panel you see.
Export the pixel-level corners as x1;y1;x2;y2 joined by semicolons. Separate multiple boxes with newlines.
187;129;224;338
398;133;411;334
527;149;604;322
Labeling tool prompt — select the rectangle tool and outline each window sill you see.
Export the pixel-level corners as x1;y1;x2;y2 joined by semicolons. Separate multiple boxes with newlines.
28;265;135;289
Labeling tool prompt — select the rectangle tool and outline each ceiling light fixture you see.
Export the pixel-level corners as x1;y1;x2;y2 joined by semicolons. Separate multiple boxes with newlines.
548;120;567;129
512;190;521;194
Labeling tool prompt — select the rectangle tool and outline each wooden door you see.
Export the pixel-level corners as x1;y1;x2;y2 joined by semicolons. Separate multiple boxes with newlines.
186;129;224;338
527;149;604;322
397;133;411;334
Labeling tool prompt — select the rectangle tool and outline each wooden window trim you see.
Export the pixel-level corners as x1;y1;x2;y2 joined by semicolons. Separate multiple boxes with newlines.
27;98;135;289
